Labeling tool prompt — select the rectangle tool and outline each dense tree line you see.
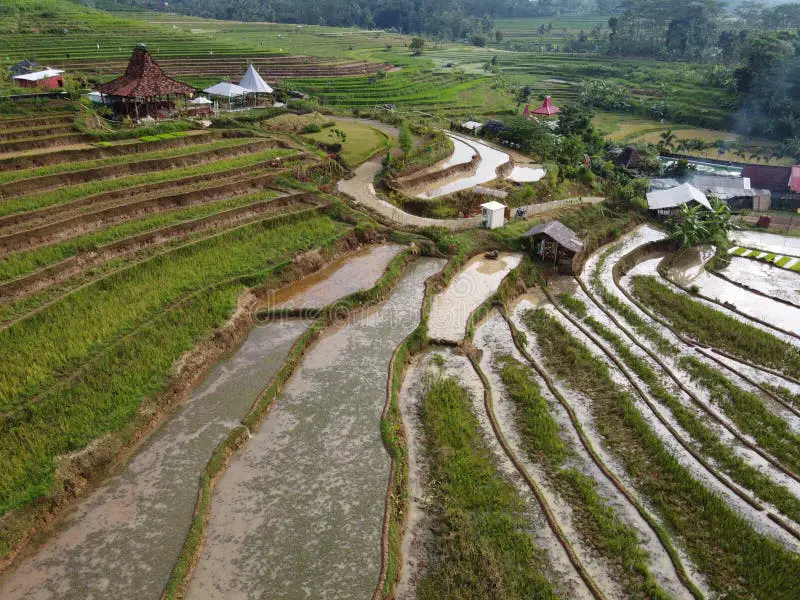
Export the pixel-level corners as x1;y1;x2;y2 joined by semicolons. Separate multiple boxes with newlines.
111;0;611;37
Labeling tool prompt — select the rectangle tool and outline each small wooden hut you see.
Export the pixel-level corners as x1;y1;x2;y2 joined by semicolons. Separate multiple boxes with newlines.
522;220;584;274
97;44;195;121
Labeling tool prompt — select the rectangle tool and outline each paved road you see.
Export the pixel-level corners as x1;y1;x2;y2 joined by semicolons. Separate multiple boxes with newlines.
338;157;604;231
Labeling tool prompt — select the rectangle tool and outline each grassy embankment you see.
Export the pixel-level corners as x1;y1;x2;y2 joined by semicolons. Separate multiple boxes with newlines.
631;275;800;379
558;292;800;524
0;147;296;218
415;373;559;599
523;308;800;599
0;137;255;185
497;354;669;600
0;212;344;529
0;188;288;283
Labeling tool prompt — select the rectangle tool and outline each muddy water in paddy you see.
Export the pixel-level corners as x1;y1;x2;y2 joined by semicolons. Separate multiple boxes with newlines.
732;230;800;257
188;257;445;600
268;243;403;309
637;254;800;337
476;309;695;600
428;252;522;342
0;321;306;600
417;134;510;199
0;243;405;600
720;256;800;305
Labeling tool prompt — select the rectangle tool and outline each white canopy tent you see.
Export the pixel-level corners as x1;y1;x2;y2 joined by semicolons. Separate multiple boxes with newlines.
203;82;252;98
239;64;273;94
190;96;213;105
203;82;253;110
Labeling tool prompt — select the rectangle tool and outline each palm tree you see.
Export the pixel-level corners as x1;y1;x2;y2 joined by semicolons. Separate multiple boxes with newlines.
658;129;676;152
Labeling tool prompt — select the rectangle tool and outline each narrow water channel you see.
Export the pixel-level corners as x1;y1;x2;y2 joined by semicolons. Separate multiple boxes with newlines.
0;244;404;600
187;257;445;600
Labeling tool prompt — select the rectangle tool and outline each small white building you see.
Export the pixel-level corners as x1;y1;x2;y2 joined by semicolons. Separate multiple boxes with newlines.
462;120;483;133
481;201;506;229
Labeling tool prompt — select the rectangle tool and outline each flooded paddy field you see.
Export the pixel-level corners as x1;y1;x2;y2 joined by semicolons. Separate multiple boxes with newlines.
428;252;522;342
0;320;306;600
188;257;444;600
732;230;800;257
0;243;403;600
658;248;800;333
417;134;510;199
718;256;800;306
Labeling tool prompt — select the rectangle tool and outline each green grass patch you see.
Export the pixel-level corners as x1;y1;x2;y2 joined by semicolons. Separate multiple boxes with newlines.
522;308;800;599
416;373;558;599
732;247;747;256
631;275;800;379
775;256;793;267
302;119;388;167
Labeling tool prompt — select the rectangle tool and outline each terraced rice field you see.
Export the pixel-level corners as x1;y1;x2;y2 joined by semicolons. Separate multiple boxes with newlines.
3;4;800;599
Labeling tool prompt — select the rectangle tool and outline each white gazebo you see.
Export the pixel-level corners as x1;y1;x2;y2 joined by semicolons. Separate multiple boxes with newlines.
239;64;273;95
481;201;506;229
203;82;253;109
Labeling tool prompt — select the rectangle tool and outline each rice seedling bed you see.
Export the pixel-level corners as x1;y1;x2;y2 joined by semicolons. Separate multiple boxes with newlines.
495;353;671;599
559;292;800;526
631;275;800;380
416;371;559;599
522;308;800;599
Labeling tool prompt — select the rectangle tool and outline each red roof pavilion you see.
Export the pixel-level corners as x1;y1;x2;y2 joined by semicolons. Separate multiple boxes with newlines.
525;96;560;117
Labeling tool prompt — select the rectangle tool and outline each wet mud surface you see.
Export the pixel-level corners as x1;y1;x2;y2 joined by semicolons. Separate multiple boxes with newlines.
187;258;444;600
428;252;522;342
0;320;307;600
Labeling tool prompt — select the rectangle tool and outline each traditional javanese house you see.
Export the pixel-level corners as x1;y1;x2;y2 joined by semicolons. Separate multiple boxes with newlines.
97;44;195;120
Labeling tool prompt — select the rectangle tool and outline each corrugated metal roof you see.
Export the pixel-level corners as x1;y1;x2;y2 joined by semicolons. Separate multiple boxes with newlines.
522;220;584;253
13;68;63;81
646;183;712;210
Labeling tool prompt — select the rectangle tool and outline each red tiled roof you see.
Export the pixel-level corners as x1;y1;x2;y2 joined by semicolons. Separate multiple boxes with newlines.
97;45;194;98
741;164;792;192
